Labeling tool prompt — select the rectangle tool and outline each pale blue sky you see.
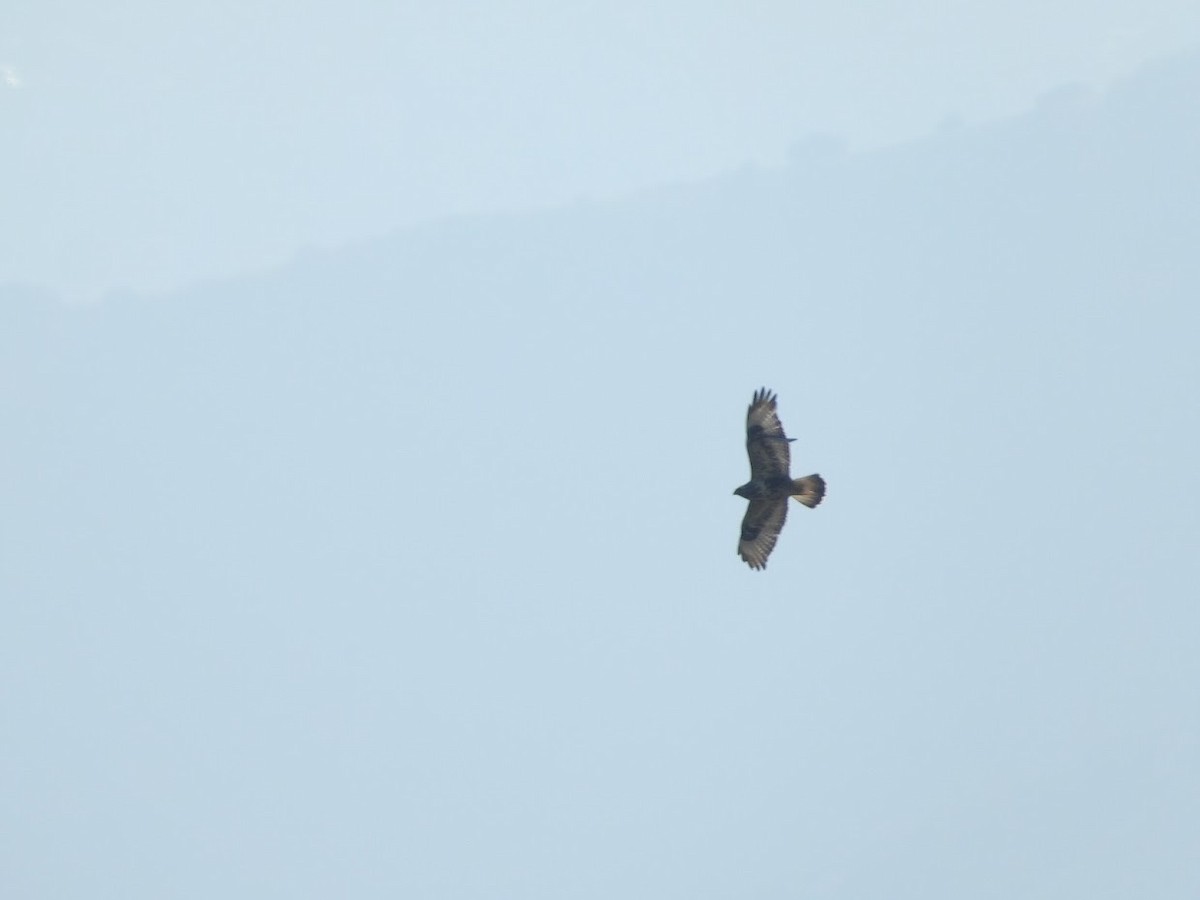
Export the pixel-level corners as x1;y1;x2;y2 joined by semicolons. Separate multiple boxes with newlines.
4;7;1200;899
4;1;1200;297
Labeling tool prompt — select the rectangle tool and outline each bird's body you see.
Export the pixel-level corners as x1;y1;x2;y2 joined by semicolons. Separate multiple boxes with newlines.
734;388;825;569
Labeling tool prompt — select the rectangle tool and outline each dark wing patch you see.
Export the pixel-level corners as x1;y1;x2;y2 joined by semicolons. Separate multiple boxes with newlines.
745;387;791;481
738;497;789;570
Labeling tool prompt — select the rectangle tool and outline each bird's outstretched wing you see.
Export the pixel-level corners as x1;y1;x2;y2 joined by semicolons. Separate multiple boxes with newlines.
738;497;789;570
745;387;791;480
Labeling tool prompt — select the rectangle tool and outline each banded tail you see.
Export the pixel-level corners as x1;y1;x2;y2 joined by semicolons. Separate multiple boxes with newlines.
791;474;826;508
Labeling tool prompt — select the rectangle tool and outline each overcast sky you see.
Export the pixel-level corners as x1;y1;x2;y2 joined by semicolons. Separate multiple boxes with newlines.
5;9;1200;898
4;1;1200;299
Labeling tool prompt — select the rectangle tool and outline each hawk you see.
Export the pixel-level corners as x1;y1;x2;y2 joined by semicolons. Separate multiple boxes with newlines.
733;388;826;569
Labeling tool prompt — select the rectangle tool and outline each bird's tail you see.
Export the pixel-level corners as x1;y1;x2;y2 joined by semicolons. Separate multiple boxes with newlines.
790;474;826;508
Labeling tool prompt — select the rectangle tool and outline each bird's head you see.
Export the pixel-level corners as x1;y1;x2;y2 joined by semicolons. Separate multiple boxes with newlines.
733;483;754;499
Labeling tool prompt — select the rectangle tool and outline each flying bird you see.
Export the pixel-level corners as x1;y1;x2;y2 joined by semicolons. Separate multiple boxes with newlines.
733;388;825;569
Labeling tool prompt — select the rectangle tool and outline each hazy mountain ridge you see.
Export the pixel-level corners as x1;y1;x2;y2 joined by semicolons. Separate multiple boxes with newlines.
7;50;1200;338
